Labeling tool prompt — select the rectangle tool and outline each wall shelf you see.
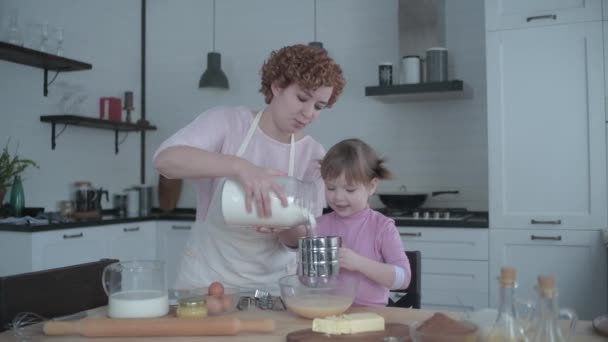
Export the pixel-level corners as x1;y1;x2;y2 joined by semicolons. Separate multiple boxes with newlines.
365;80;470;101
40;115;157;154
0;42;92;96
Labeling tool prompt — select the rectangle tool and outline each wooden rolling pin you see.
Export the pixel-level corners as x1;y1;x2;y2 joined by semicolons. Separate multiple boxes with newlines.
43;316;275;337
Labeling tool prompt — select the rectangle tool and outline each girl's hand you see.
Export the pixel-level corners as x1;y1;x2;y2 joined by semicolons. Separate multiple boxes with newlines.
234;160;288;217
339;247;362;272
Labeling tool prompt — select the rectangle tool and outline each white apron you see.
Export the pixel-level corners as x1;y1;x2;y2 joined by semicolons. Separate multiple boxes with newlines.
174;110;296;292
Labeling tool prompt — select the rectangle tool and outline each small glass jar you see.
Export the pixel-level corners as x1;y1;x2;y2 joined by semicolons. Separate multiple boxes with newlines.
176;296;207;318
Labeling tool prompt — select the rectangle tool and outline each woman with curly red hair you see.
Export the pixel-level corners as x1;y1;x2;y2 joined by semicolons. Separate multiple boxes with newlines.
153;44;345;290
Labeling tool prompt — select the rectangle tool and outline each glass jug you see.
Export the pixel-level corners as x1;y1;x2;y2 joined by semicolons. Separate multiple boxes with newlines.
486;266;531;342
221;176;317;227
102;260;168;318
528;275;577;342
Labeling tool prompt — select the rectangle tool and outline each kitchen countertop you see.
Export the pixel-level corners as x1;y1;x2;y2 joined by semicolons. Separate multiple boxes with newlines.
0;209;489;232
0;208;196;233
0;305;602;341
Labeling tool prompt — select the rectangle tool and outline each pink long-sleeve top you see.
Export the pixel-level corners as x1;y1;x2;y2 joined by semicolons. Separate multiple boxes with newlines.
315;207;411;307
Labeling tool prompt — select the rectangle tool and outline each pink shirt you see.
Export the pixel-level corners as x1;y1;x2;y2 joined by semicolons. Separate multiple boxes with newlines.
153;106;327;221
315;208;411;307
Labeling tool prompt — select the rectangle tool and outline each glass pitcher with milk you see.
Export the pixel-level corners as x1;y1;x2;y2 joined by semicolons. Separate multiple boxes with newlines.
221;176;317;227
102;260;169;318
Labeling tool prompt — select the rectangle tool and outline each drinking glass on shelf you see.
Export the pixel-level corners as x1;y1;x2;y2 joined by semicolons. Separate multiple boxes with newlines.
39;23;49;52
7;9;22;46
55;26;64;56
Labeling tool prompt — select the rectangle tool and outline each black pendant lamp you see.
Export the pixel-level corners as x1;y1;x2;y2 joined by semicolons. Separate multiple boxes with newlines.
199;0;229;89
308;0;323;49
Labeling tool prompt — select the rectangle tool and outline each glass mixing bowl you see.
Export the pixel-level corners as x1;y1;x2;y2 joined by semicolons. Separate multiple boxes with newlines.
279;274;357;319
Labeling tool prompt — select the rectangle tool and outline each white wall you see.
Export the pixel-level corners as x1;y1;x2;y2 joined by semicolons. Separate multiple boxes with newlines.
0;0;488;212
0;0;142;211
147;0;488;211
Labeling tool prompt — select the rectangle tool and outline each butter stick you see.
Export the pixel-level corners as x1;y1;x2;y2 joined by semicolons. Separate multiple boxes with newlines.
312;312;385;335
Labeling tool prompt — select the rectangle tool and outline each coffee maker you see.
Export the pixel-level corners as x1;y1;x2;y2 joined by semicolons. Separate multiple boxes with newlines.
73;181;109;219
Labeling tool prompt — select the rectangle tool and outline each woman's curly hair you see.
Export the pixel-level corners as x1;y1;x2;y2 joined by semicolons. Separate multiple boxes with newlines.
259;44;346;107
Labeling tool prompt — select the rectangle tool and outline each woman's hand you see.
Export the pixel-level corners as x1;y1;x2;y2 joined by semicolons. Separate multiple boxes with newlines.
339;247;362;272
255;225;307;248
255;226;288;233
234;159;288;217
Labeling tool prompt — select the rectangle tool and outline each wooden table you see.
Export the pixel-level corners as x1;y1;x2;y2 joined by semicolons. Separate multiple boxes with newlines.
0;306;604;341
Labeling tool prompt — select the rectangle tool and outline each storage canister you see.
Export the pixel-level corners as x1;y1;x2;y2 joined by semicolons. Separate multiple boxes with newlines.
425;47;448;82
400;55;421;84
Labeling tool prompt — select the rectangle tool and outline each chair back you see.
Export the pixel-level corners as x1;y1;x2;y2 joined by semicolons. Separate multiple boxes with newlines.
388;250;421;309
0;258;118;331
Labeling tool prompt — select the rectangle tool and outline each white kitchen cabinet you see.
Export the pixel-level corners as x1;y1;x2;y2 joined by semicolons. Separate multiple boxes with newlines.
398;227;488;260
398;227;489;312
605;20;608;119
156;221;193;287
487;22;606;230
31;227;109;271
0;221;160;277
489;229;606;320
106;222;157;262
485;0;601;31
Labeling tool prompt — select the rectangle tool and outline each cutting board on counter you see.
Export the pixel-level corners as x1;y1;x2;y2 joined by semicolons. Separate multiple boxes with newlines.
286;323;410;341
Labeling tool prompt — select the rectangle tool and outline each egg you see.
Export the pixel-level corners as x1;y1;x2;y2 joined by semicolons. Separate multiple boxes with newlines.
208;281;225;296
221;295;233;312
206;296;224;314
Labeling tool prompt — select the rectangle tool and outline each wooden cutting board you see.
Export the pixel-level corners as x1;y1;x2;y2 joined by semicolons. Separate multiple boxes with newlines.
286;323;410;341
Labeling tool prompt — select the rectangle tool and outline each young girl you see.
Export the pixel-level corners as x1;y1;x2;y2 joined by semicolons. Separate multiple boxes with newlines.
315;138;411;307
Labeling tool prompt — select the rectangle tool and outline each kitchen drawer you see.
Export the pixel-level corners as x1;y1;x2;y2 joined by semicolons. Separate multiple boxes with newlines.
106;222;157;261
421;290;489;313
399;227;488;260
31;227;109;272
421;259;489;294
485;0;602;31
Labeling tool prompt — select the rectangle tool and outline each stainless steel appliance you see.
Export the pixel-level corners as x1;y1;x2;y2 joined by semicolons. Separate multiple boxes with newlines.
377;207;474;221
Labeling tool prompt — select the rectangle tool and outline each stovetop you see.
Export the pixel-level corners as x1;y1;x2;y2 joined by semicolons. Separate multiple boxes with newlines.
377;207;474;221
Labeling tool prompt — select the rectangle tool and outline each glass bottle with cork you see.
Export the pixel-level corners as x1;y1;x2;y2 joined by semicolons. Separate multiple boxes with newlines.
528;275;577;342
486;266;530;342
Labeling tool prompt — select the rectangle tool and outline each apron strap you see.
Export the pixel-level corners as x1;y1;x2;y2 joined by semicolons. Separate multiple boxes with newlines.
288;134;295;177
235;110;263;157
236;109;296;176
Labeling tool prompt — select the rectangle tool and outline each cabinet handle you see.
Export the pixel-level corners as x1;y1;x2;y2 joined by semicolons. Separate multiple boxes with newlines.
526;14;557;22
171;225;192;230
400;232;422;237
531;235;562;241
123;227;140;232
530;219;562;225
63;232;83;239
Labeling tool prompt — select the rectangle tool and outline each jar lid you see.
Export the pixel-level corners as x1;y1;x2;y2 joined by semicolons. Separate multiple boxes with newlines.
402;55;420;59
379;62;393;66
178;295;205;307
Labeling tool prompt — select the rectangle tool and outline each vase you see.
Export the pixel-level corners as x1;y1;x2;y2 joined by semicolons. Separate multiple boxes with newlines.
9;175;25;217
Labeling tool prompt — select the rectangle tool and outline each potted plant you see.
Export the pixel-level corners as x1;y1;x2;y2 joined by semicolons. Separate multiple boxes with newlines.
0;141;39;206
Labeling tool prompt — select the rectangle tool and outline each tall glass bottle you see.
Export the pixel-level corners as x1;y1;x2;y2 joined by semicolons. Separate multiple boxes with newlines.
486;266;529;342
529;275;577;342
9;175;25;217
